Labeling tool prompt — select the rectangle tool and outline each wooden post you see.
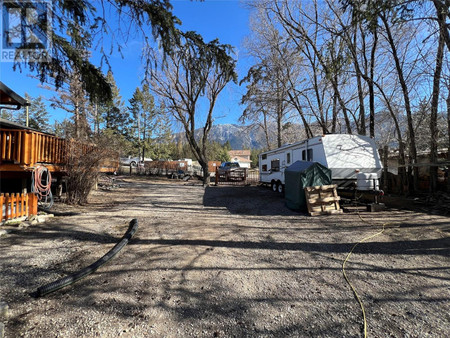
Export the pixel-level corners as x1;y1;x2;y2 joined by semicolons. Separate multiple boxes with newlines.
6;131;12;160
29;193;38;217
20;131;27;165
383;145;389;192
1;131;6;160
15;131;21;164
11;193;17;219
5;193;10;221
20;193;25;217
0;194;4;221
26;132;34;165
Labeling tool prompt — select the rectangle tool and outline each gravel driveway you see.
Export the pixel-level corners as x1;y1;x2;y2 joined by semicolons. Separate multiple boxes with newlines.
1;176;449;337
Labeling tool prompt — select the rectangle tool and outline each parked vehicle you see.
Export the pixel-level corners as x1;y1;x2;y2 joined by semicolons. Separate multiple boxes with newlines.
217;162;240;173
120;156;143;167
217;162;245;180
259;134;383;193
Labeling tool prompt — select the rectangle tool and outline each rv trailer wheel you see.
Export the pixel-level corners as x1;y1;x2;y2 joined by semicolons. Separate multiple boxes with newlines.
277;182;284;194
271;181;277;192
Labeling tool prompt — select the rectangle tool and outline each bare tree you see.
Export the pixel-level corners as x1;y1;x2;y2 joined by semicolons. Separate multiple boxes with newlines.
150;32;237;185
241;8;295;148
447;89;450;191
269;0;354;134
429;25;446;192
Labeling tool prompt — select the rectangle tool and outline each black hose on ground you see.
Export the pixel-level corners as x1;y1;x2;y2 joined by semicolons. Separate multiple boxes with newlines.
33;219;138;297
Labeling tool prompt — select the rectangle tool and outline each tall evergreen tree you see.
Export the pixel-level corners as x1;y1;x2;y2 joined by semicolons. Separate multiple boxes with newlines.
99;71;129;134
7;0;182;103
17;94;51;132
129;84;159;158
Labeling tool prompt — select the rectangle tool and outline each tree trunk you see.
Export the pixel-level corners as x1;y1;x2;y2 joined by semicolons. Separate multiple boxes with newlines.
352;28;366;135
276;81;283;148
429;29;445;194
333;75;352;134
287;91;313;138
75;103;80;138
198;159;210;187
432;0;450;53
447;90;450;192
368;28;378;138
356;71;366;135
262;111;271;150
381;13;418;193
142;115;147;161
184;127;210;187
331;90;338;133
375;81;408;194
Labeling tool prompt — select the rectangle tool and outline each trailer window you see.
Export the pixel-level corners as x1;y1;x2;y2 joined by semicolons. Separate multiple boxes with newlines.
302;149;313;161
287;153;291;164
262;164;267;171
262;154;267;160
271;159;280;172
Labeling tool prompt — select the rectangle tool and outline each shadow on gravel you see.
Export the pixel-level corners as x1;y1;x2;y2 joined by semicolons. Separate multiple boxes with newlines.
132;237;450;258
2;222;121;247
203;185;300;216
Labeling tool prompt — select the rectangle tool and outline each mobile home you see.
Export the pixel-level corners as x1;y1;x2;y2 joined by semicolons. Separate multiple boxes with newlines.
259;134;382;193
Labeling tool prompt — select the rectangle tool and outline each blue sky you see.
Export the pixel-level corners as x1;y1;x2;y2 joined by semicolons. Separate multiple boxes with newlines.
1;0;253;127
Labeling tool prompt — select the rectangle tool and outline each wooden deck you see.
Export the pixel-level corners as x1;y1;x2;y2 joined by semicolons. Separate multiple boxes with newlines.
0;128;118;173
1;129;66;171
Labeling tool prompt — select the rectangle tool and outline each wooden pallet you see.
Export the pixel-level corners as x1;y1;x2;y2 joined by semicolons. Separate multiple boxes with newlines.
304;184;342;216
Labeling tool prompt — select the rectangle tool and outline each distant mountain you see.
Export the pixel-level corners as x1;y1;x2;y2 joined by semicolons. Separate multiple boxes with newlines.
174;123;307;150
208;124;264;149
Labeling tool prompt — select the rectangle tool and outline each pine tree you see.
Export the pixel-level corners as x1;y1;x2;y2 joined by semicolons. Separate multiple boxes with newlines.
17;94;51;132
99;71;129;135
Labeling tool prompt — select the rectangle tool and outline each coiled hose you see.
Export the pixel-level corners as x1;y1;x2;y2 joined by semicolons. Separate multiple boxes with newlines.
31;165;53;209
34;219;138;297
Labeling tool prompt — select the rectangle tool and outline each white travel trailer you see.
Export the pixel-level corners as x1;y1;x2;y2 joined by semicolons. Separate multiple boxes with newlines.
259;134;383;193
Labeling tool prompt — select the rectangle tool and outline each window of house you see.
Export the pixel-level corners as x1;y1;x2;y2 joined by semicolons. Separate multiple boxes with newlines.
271;159;280;171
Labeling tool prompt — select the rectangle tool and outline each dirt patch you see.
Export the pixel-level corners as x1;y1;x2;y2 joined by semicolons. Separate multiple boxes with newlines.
1;176;449;337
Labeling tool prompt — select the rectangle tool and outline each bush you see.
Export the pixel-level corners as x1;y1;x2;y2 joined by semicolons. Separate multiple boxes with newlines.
65;136;116;204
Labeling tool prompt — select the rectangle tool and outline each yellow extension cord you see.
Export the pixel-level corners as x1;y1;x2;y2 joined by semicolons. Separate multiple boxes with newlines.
342;212;390;338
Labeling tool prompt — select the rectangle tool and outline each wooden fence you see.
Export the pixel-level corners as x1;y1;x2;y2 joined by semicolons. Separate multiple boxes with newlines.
0;193;38;222
215;168;259;186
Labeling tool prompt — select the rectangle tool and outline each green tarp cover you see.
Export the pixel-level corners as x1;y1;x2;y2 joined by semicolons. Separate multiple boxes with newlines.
285;161;332;210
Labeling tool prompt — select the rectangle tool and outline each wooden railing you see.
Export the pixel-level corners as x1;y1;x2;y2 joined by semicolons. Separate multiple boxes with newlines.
0;129;66;166
1;128;119;173
0;193;38;222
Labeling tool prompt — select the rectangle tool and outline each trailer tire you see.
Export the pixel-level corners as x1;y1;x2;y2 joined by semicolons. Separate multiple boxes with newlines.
271;181;278;192
277;182;284;195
